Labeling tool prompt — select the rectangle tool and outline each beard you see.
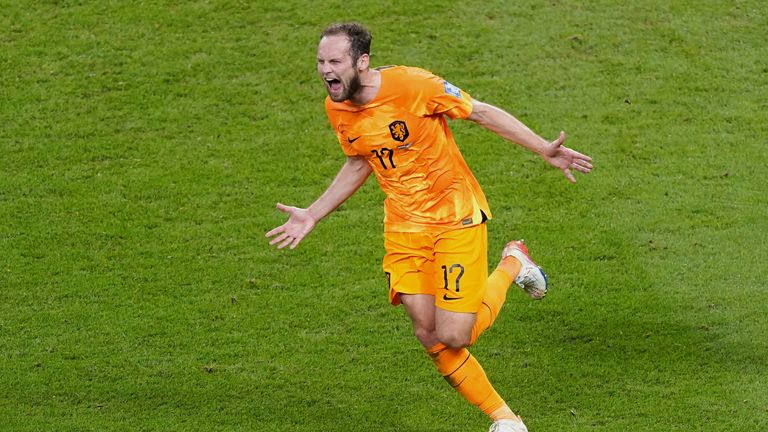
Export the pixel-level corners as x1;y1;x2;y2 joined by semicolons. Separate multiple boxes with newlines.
329;70;362;102
345;71;362;101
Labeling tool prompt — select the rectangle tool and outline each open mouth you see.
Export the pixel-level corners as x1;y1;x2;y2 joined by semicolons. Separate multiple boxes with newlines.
326;78;342;93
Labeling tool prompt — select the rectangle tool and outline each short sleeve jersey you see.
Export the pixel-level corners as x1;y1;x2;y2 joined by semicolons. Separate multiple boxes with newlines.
324;66;491;233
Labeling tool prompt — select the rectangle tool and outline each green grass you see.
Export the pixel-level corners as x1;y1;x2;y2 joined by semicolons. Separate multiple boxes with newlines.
2;0;767;431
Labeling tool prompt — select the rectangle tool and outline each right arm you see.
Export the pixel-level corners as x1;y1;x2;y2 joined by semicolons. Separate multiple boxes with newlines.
266;156;372;249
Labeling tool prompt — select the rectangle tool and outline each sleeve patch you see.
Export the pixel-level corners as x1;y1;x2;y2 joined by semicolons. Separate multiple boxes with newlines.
443;81;462;98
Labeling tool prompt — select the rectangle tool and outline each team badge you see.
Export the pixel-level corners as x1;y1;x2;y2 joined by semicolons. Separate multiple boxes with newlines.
443;81;462;98
388;120;409;142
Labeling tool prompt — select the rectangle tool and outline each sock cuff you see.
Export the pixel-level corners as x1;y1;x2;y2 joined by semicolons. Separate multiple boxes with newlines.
427;343;448;356
428;345;471;378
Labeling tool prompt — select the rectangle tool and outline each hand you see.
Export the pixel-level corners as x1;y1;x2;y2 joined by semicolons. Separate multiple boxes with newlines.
540;131;593;183
265;203;317;250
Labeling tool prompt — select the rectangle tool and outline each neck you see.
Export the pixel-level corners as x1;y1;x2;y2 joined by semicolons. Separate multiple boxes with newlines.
349;68;381;106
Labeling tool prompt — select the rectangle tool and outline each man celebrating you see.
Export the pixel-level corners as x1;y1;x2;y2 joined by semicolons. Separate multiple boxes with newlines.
266;22;592;432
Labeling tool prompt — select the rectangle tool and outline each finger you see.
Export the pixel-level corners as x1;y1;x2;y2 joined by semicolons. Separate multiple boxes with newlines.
559;144;589;160
571;151;592;162
576;158;593;169
269;232;290;246
571;160;593;173
289;236;303;249
563;167;577;183
275;202;294;214
552;131;566;147
265;225;285;238
277;236;294;250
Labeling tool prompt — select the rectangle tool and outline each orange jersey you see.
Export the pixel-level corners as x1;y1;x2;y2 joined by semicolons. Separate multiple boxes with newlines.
325;66;491;233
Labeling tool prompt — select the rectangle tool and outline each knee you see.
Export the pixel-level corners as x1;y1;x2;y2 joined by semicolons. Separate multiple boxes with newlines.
413;326;439;348
437;328;471;349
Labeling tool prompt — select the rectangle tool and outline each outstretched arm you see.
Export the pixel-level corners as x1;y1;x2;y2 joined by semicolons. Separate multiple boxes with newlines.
266;156;372;249
467;100;593;183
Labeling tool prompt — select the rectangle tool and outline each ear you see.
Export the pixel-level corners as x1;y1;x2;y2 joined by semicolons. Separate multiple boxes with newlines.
357;53;369;71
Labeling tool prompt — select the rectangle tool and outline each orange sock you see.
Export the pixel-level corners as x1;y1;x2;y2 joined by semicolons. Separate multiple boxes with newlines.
469;261;518;345
497;256;522;281
428;343;505;416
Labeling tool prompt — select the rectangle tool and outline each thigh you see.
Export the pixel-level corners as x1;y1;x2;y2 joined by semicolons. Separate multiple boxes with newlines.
435;306;477;348
399;293;439;348
433;224;488;313
402;294;478;350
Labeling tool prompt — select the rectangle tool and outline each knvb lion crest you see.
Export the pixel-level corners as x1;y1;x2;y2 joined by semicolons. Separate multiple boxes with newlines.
388;120;409;142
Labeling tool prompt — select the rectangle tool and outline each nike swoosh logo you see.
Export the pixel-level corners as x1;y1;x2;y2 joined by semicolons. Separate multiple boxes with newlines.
347;136;361;143
443;293;462;301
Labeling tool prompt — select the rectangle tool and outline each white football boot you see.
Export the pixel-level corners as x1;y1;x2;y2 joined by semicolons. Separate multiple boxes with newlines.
489;417;529;432
501;240;548;299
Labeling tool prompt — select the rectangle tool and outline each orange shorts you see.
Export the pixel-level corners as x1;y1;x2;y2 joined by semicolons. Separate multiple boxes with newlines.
382;224;488;313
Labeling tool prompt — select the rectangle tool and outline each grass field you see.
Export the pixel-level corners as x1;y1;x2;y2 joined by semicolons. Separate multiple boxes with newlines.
2;1;767;431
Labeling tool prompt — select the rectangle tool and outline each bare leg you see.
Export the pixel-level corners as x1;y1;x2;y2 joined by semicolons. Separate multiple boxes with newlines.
400;293;519;423
400;293;478;349
399;294;439;348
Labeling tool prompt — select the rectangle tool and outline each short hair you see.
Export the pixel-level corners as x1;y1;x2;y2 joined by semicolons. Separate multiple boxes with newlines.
320;22;372;63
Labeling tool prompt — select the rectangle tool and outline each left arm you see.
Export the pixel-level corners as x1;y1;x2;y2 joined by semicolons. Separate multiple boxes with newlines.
466;100;593;183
